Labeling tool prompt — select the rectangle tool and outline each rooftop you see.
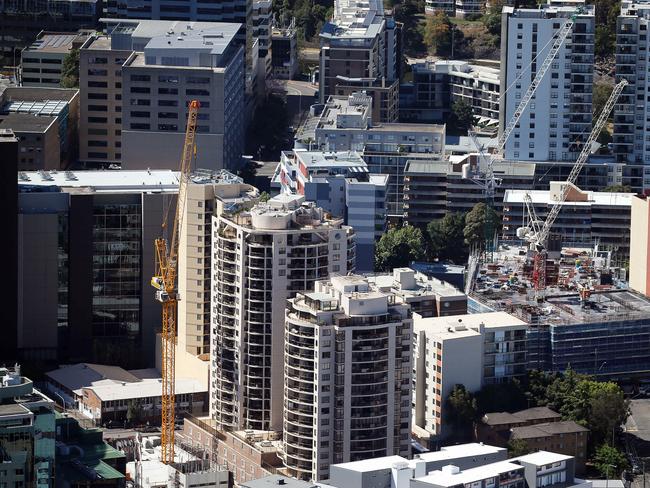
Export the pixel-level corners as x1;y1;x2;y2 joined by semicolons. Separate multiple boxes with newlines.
367;269;465;300
414;311;527;335
511;420;589;440
1;86;78;103
513;451;573;466
24;32;83;53
18;169;243;194
143;24;240;58
417;443;507;462
483;407;561;426
292;150;367;171
241;475;318;488
504;186;633;208
417;461;523;487
0;113;57;132
321;0;385;39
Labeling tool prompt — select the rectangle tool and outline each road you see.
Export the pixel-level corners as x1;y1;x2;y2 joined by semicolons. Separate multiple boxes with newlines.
279;79;317;125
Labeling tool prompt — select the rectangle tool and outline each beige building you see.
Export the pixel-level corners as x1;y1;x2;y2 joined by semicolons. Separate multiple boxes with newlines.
630;194;650;296
177;172;258;363
283;273;413;481
21;31;89;87
78;35;130;166
412;311;527;444
210;195;355;433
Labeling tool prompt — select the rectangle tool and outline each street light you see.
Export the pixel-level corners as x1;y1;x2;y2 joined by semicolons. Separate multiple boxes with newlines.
54;392;66;414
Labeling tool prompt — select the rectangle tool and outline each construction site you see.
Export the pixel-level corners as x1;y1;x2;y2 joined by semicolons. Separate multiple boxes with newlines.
469;244;650;380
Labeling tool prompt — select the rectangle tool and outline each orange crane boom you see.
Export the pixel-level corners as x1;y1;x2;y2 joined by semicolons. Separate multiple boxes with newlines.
152;100;200;464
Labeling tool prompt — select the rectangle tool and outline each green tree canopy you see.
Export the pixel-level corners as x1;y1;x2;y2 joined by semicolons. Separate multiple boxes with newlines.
508;438;532;457
464;202;499;250
375;225;425;271
60;49;80;88
448;98;475;134
424;12;452;56
593;444;629;478
426;212;467;263
602;184;631;192
446;384;478;441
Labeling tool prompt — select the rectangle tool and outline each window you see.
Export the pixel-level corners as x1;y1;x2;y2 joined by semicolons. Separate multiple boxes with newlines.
130;74;151;82
158;112;178;119
131;111;150;118
158;123;178;131
88;81;107;88
130;86;150;94
88;117;107;123
187;76;210;84
88;68;107;76
159;99;178;107
88;93;108;100
130;123;150;130
158;75;179;83
186;89;210;96
158;87;178;95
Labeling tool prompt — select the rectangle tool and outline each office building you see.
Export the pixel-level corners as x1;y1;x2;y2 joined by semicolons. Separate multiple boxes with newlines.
425;0;455;16
0;365;56;487
296;92;445;217
16;169;249;368
79;20;245;169
56;414;126;486
630;194;650;296
318;0;401;122
282;274;412;481
0;130;18;362
45;363;207;425
502;182;632;258
403;156;535;226
118;22;244;171
78;34;131;166
0;0;99;66
613;2;650;189
500;1;595;162
273;149;387;271
401;60;500;124
412;311;527;442
21;31;89;87
253;0;272;77
0;86;79;170
271;22;298;79
455;0;485;18
241;476;317;488
210;195;355;432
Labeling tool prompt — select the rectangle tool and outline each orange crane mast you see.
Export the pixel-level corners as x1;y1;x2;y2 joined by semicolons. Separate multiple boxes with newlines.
151;100;200;464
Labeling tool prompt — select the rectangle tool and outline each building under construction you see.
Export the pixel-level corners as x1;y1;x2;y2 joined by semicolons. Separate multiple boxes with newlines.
471;245;650;380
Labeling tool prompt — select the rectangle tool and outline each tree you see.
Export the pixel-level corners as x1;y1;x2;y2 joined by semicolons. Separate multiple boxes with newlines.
259;191;271;202
375;225;425;271
595;26;615;58
588;384;630;446
475;381;527;414
60;49;80;88
593;444;629;478
245;94;291;161
448;98;475;133
482;0;504;37
464;202;499;250
446;384;478;441
424;12;452;56
394;0;426;55
426;212;467;263
508;438;532;457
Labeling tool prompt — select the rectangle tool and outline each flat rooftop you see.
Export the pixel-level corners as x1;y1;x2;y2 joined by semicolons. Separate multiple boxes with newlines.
512;451;572;466
18;169;242;193
292;150;367;170
144;24;240;57
504;188;633;207
418;461;523;487
0;113;56;132
414;311;527;334
1;86;78;103
24;32;81;53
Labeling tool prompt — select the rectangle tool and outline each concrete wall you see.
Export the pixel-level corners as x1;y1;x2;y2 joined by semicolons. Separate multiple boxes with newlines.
630;195;650;296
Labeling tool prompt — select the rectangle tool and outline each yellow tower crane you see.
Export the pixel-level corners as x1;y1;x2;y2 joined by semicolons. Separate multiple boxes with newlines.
151;100;200;464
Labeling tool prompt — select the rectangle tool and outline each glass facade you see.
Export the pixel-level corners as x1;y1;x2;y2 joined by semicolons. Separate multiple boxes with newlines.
91;196;142;366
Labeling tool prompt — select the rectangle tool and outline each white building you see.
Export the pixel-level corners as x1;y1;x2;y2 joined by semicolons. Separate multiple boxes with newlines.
282;274;413;481
252;0;272;78
210;195;355;432
500;1;595;162
273;149;387;271
614;1;650;186
501;182;632;256
120;21;245;171
412;312;527;442
296;92;445;217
